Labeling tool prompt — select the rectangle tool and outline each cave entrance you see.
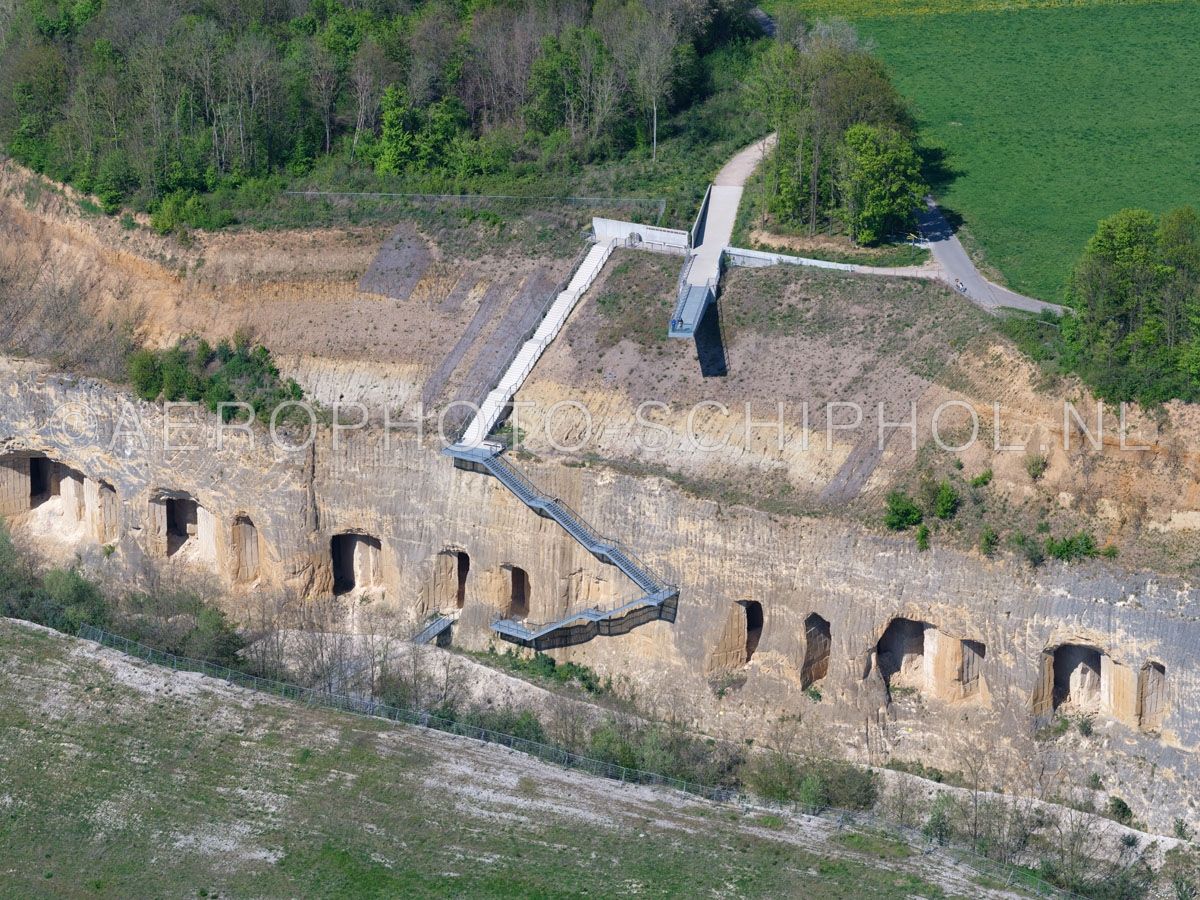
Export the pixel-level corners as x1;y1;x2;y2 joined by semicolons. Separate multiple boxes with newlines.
876;618;927;691
1138;662;1167;732
1052;644;1102;713
332;533;382;595
231;515;261;584
802;613;831;687
508;566;530;619
165;497;199;557
28;456;55;507
456;551;470;608
741;601;764;661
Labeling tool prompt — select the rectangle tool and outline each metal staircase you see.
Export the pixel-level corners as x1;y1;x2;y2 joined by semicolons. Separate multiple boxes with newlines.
444;441;679;651
411;613;457;647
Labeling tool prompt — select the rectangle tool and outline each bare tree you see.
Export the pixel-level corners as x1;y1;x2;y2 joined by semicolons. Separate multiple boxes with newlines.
350;38;384;158
612;0;685;164
310;43;340;155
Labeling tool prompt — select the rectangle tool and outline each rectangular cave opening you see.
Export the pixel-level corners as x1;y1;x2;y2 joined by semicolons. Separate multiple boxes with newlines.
165;497;199;557
28;456;55;507
456;551;470;609
876;617;927;691
332;533;381;595
1052;644;1102;714
508;566;530;619
802;613;831;687
741;600;764;661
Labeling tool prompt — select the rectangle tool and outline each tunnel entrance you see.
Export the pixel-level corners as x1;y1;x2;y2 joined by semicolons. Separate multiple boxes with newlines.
802;613;831;687
165;497;199;557
28;456;55;507
1052;644;1102;713
508;566;530;619
742;601;764;661
332;533;382;595
1138;662;1167;731
456;551;470;608
876;618;927;689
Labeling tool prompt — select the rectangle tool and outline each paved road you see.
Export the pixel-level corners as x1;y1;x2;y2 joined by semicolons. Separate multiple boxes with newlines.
918;201;1065;316
686;134;777;288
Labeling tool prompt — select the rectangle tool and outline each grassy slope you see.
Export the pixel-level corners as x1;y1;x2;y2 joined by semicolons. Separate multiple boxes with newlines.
766;0;1200;300
0;621;997;899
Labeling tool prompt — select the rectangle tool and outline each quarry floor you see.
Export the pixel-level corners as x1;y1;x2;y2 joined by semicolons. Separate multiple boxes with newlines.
0;619;1035;899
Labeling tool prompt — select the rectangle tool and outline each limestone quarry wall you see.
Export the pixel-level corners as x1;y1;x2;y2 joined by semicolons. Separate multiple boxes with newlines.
1;360;1198;832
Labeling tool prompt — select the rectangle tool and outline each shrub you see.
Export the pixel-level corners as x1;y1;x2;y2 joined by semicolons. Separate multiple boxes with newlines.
1025;454;1048;481
970;469;993;488
1077;715;1094;737
742;754;876;811
923;795;954;845
1012;532;1045;567
41;568;110;633
916;524;930;551
933;480;960;519
1046;531;1099;562
1108;795;1134;826
124;337;303;421
1174;818;1192;841
884;491;923;530
128;349;163;400
979;526;999;557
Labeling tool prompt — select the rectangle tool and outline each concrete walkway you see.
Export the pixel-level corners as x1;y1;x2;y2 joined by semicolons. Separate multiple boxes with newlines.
686;134;777;288
918;200;1065;315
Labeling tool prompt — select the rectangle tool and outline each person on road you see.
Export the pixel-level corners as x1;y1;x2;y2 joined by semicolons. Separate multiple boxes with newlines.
955;278;966;294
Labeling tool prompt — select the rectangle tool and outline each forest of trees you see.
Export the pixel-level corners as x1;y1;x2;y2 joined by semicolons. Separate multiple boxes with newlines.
747;16;924;245
1061;206;1200;404
0;0;755;227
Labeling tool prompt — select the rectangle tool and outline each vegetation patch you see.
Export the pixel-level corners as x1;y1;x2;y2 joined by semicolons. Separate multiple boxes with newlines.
129;334;304;422
765;0;1200;299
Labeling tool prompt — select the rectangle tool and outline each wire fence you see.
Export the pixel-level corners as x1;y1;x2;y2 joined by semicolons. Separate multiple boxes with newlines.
283;190;667;224
76;624;1072;898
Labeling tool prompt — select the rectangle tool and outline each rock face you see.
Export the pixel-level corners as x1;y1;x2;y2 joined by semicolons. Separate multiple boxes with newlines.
2;358;1199;833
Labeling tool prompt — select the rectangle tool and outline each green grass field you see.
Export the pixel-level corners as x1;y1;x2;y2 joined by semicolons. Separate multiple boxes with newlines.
0;621;1000;898
767;0;1200;300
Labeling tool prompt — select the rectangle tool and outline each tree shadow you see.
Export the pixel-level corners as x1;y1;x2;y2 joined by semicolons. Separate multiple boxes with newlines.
918;144;966;231
694;301;728;378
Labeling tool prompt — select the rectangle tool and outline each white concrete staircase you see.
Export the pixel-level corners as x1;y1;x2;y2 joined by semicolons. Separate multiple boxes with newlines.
456;239;616;448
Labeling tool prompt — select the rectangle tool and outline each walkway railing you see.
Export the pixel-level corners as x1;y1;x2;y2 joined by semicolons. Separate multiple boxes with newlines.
73;623;1074;898
456;239;616;448
444;442;679;650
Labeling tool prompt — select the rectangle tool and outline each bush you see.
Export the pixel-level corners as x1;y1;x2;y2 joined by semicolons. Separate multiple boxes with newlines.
742;754;877;811
1012;532;1045;568
1046;531;1099;562
884;491;924;530
1108;795;1134;826
970;469;993;488
923;795;954;845
933;480;960;519
1025;454;1048;481
41;568;110;633
979;526;999;557
916;524;930;551
125;337;303;421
